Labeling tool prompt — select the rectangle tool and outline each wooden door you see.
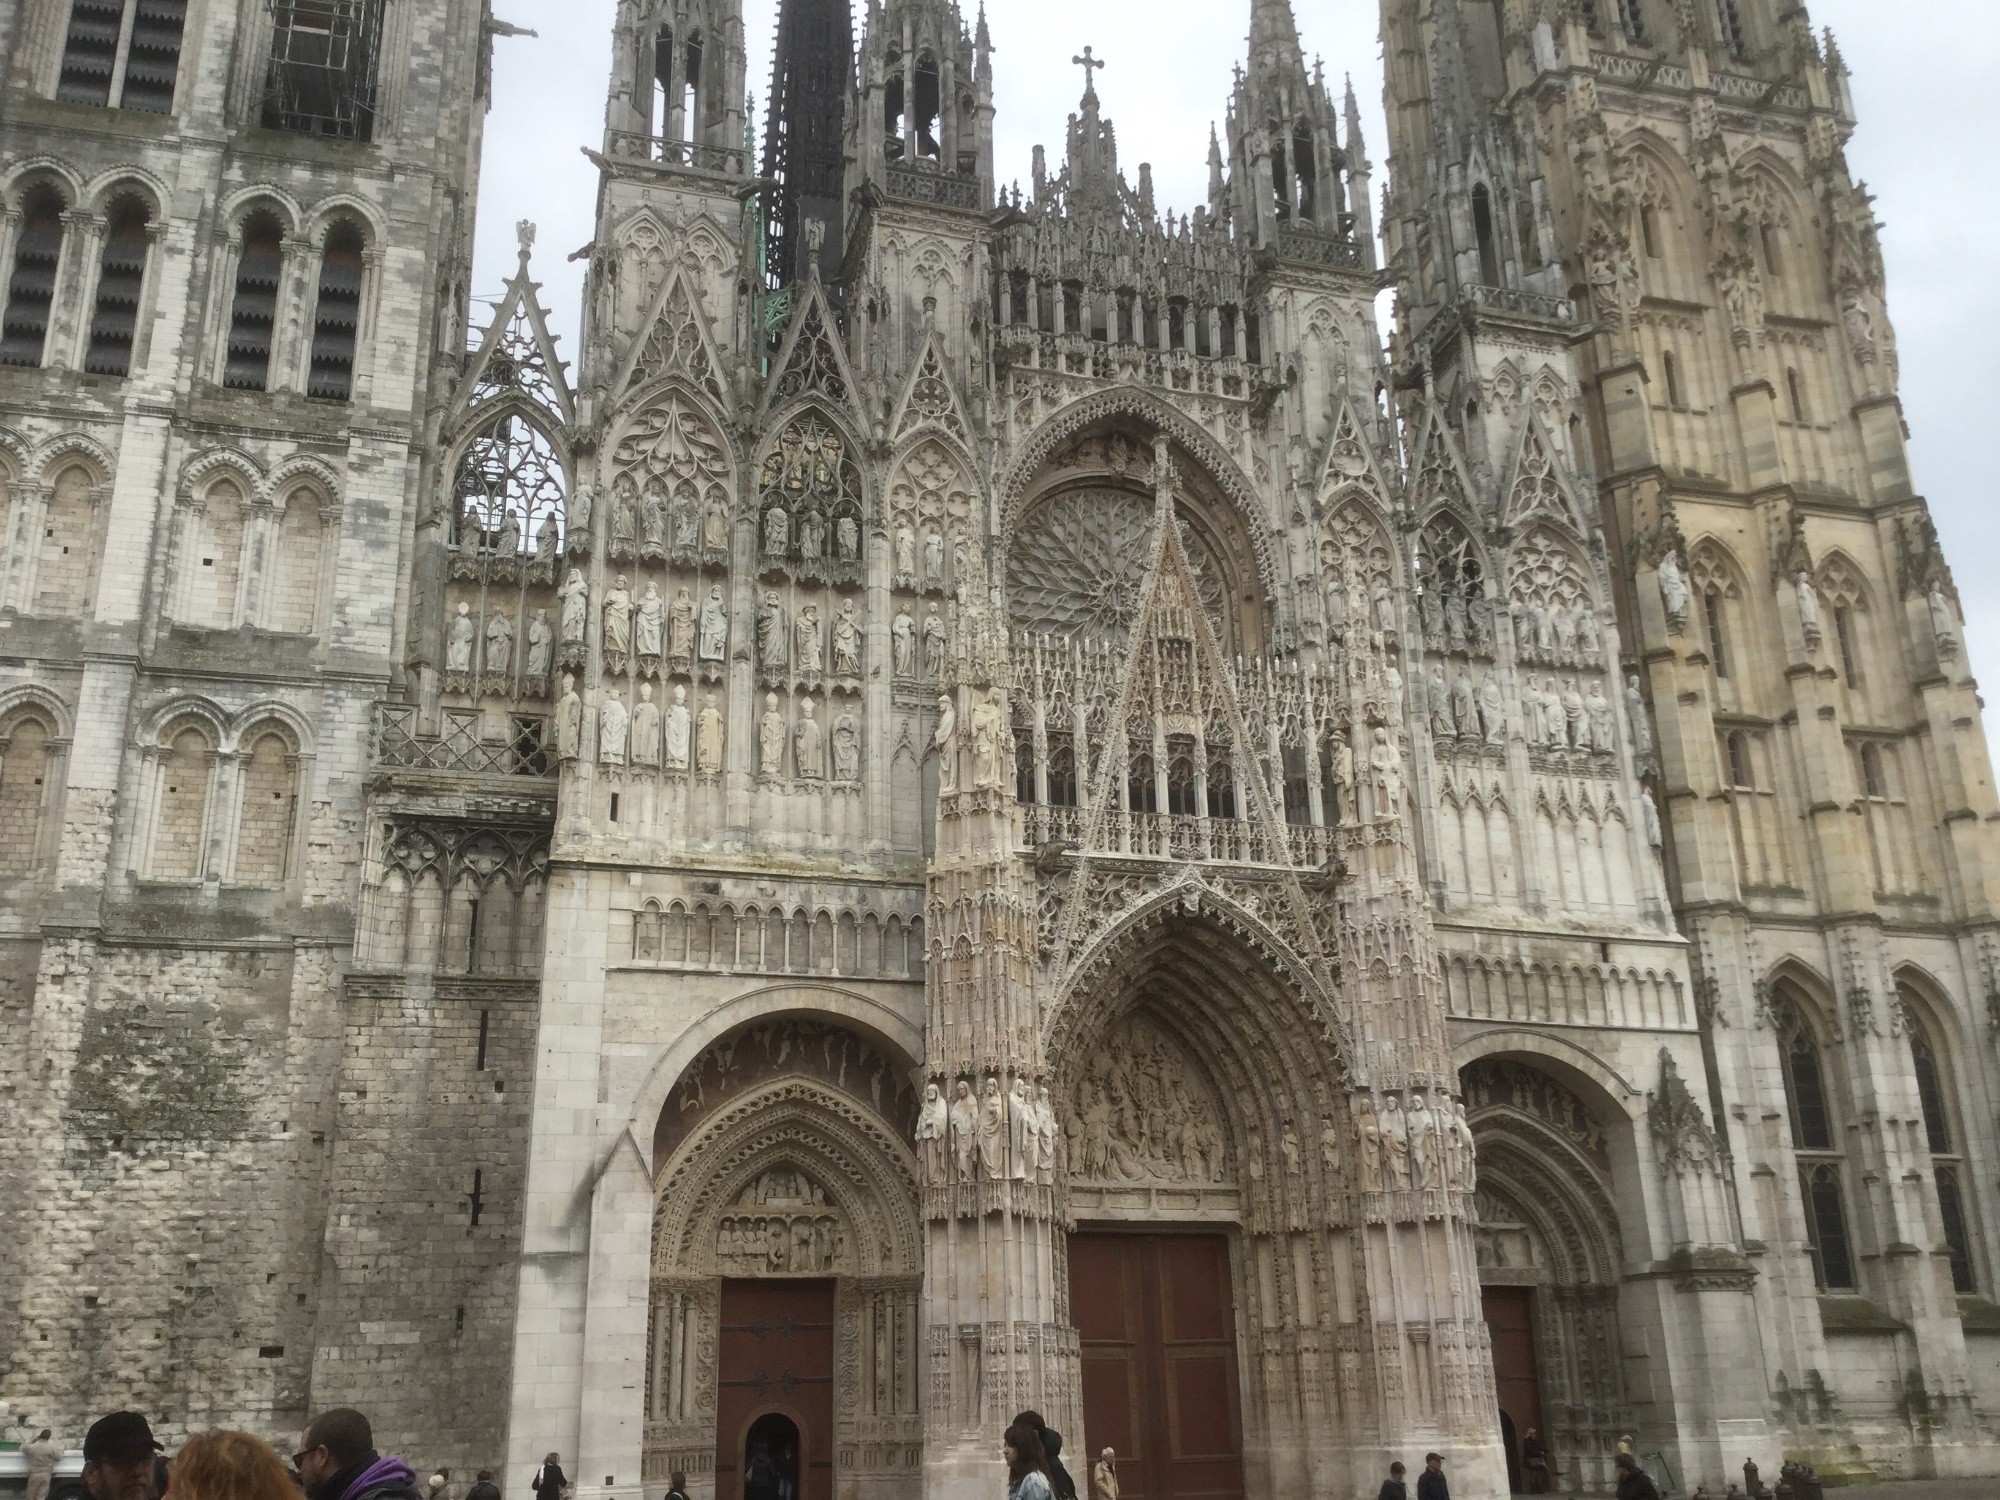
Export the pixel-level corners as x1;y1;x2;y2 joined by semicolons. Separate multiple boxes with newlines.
1070;1234;1244;1500
1483;1286;1545;1493
716;1279;836;1500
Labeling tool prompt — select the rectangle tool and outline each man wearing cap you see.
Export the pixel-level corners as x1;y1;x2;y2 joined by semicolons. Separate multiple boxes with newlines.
82;1413;162;1500
1416;1453;1450;1500
1615;1453;1662;1500
294;1410;423;1500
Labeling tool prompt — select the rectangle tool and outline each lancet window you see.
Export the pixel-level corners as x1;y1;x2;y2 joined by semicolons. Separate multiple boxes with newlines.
1902;999;1977;1293
444;409;568;700
0;184;67;369
1773;987;1854;1292
86;194;153;377
58;0;185;112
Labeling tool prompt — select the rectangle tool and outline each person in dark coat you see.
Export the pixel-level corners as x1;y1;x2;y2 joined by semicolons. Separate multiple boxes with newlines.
530;1456;567;1500
1416;1453;1450;1500
1011;1411;1076;1500
1616;1454;1662;1500
82;1413;164;1500
1522;1429;1551;1495
466;1473;501;1500
294;1410;423;1500
662;1472;689;1500
1378;1461;1409;1500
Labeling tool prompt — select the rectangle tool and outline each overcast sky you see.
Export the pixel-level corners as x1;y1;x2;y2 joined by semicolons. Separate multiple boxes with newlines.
473;2;2000;691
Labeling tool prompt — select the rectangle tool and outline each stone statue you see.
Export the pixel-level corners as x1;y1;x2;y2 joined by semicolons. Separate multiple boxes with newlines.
535;513;560;563
1586;680;1617;750
832;713;859;781
1576;603;1602;665
922;603;949;678
629;682;661;768
671;493;697;553
798;508;825;561
598;687;629;766
446;601;475;672
567;483;593;539
836;513;860;562
1625;675;1653;758
1553;603;1579;666
1368;727;1403;818
1928;584;1958;657
665;685;691;771
559;567;588;646
1354;1097;1384;1192
1451;1100;1478;1192
698;584;728;661
1009;1077;1034;1180
1541;677;1568;749
1794;570;1821;646
794;697;824;779
757;591;789;671
923;526;946;587
1372;581;1396;637
1642;787;1664;850
1379;1094;1412;1190
895;523;918;580
1329;732;1355;817
611;483;638;555
1420;587;1446;649
1478;674;1508;745
950;1079;978;1181
1469;591;1495;653
892;608;916;676
763;503;789;557
1428;663;1452;737
1657;549;1690;632
978;1076;1007;1180
972;690;1004;788
758;694;786;776
916;1083;950;1183
669;586;696;661
640;481;668;553
934;694;958;792
1451;671;1476;735
1407;1092;1442;1189
795;603;823;674
556;673;582;762
635;582;665;660
1034;1084;1059;1186
603;575;633;658
701;493;729;552
484;608;513;676
695;694;724;773
833;600;860;677
1562;678;1588;750
526;609;553;679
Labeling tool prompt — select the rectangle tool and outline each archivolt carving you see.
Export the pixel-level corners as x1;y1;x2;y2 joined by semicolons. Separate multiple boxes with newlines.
1064;1013;1232;1186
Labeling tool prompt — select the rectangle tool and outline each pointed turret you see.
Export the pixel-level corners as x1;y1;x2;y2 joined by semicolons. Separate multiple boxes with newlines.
846;0;992;214
1224;0;1360;256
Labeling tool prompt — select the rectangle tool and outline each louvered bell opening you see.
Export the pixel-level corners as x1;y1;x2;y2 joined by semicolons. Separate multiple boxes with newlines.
0;224;65;369
308;229;364;401
86;214;150;378
56;0;122;106
225;236;283;391
121;0;188;113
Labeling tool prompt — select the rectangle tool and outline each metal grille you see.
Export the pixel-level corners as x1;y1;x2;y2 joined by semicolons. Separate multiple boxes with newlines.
262;0;384;141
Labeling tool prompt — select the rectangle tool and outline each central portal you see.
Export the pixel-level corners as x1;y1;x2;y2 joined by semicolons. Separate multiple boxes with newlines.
1070;1233;1245;1500
717;1279;835;1500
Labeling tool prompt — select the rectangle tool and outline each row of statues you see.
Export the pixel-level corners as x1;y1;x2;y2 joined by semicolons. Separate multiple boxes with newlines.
1511;599;1606;670
916;1078;1061;1186
757;693;862;781
445;600;554;680
609;476;730;562
599;574;729;666
555;674;725;774
1353;1092;1479;1194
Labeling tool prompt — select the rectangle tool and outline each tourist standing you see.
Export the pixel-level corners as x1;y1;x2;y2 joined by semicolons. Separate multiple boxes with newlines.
1010;1412;1076;1500
529;1456;566;1500
81;1414;163;1500
1522;1429;1552;1495
1377;1460;1409;1500
23;1428;63;1500
173;1431;300;1500
466;1473;501;1500
662;1471;689;1500
1002;1423;1053;1500
294;1411;421;1500
1416;1453;1450;1500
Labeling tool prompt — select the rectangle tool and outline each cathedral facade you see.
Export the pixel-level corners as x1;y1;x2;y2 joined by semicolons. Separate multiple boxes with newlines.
0;1;1996;1498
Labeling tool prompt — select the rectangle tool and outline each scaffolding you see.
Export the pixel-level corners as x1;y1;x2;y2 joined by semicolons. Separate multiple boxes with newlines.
262;0;384;142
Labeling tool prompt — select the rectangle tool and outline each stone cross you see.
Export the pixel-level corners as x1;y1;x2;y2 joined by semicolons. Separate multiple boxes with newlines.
1073;46;1106;97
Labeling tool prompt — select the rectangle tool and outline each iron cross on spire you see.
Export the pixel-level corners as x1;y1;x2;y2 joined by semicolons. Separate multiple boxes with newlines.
1072;45;1106;99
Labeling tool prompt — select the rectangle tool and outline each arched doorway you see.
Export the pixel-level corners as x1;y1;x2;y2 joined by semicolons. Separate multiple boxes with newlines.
1461;1057;1632;1496
644;1015;923;1500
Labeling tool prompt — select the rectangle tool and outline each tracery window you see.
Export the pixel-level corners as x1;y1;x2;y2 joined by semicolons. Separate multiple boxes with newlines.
1616;0;1647;43
1904;999;1977;1293
1703;589;1729;677
1127;749;1158;815
452;411;567;558
58;0;186;112
1472;184;1500;287
0;184;67;369
1206;750;1236;820
1774;987;1855;1292
1046;736;1078;808
1166;738;1199;817
1717;0;1748;56
86;194;153;377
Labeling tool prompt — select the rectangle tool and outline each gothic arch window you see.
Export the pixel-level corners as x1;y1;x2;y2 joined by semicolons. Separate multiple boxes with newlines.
0;709;61;876
86;193;153;377
1;183;68;368
1858;742;1885;800
309;218;366;400
1833;605;1860;686
35;463;101;617
1207;748;1236;820
452;409;567;556
1901;994;1977;1293
225;210;285;391
1640;202;1662;260
1472;184;1500;288
58;0;186;112
1046;735;1078;808
232;726;299;887
1166;737;1199;817
1773;985;1855;1291
1726;732;1754;791
1616;0;1647;44
1127;748;1158;815
149;720;216;880
1662;350;1683;410
1703;589;1729;677
1773;986;1832;1151
1786;367;1809;424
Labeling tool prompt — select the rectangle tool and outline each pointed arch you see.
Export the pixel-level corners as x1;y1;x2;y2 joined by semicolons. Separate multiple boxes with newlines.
612;257;728;409
760;278;859;417
890;326;972;445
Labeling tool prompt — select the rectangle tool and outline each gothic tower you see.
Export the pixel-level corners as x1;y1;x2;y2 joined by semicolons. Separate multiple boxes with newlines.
762;0;853;290
0;0;502;1466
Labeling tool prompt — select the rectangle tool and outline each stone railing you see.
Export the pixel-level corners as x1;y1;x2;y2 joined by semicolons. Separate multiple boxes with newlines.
604;131;750;177
884;161;983;211
1274;227;1369;269
1023;804;1336;869
372;703;556;779
1468;283;1577;323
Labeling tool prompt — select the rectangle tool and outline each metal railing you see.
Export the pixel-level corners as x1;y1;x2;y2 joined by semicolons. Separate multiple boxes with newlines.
605;131;750;177
372;703;555;779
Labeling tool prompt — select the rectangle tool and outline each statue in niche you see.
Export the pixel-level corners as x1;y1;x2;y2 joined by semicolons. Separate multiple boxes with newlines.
1576;603;1602;664
611;481;638;556
559;567;589;646
934;694;958;792
567;483;593;540
602;575;633;658
630;682;661;768
833;601;861;677
446;602;476;673
1625;676;1653;758
698;584;728;661
796;603;823;674
1586;680;1617;750
892;608;916;676
1420;587;1445;649
695;693;724;773
757;591;789;671
664;685;691;771
763;502;789;558
1328;731;1354;820
1641;787;1664;850
895;522;918;580
535;513;560;564
1451;1099;1478;1192
1657;549;1690;632
636;582;665;660
950;1079;978;1180
484;608;513;676
1325;572;1350;639
1929;584;1959;656
556;673;582;762
1407;1093;1442;1188
978;1076;1008;1180
641;480;669;554
972;690;1004;788
1372;580;1396;638
1320;1115;1342;1176
795;697;824;779
1540;677;1567;749
1369;727;1404;817
1444;587;1469;654
1553;604;1579;666
758;694;786;776
1009;1077;1035;1181
701;492;729;552
799;508;825;561
1534;602;1557;662
671;493;698;553
922;603;949;678
836;512;860;562
526;609;553;679
1513;602;1536;662
1478;675;1508;744
832;713;859;782
599;686;629;766
1034;1085;1060;1186
669;586;696;661
493;508;518;559
1469;591;1495;653
1280;1121;1301;1174
1562;678;1588;750
1451;671;1476;735
1379;1094;1412;1190
1354;1096;1384;1191
923;526;946;587
1428;664;1453;737
917;1083;950;1183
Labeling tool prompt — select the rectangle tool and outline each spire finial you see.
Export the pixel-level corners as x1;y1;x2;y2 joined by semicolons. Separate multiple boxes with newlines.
1072;45;1106;103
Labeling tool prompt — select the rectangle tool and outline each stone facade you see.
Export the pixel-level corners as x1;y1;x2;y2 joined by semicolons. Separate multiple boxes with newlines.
1;0;1996;1496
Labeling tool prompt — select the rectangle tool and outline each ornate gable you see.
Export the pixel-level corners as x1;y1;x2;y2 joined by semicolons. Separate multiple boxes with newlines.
760;278;859;416
449;223;573;432
1500;413;1589;535
616;259;729;408
892;329;972;445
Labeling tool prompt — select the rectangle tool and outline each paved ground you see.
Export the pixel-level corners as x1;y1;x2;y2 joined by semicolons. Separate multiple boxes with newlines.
1819;1485;1999;1500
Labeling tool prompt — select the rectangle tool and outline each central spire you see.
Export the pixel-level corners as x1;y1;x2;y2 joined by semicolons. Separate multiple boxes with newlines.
1247;0;1306;87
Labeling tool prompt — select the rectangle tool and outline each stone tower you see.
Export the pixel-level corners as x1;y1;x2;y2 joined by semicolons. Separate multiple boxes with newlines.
0;0;508;1466
1382;0;2000;1479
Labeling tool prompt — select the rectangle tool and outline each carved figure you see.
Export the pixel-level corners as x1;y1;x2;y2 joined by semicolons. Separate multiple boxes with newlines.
978;1076;1008;1180
559;567;589;645
795;603;823;675
1657;549;1690;631
1009;1077;1035;1180
447;602;476;672
696;694;724;773
1586;680;1617;751
636;582;665;659
1451;671;1476;735
934;694;958;792
923;526;946;587
1478;675;1508;745
668;587;695;661
603;575;633;658
1379;1094;1412;1190
535;513;560;563
972;690;1004;788
1407;1092;1442;1189
892;608;916;676
598;687;629;766
836;513;859;561
698;585;728;661
1795;570;1821;646
641;481;668;553
916;1083;950;1183
556;673;583;762
701;493;729;552
1034;1084;1060;1185
1428;664;1453;737
1369;728;1404;818
1626;676;1653;758
1642;787;1664;850
950;1079;978;1180
665;685;691;771
763;503;789;557
759;693;786;776
922;603;949;678
1451;1100;1478;1192
757;591;789;671
798;508;825;560
1929;584;1958;657
1576;603;1602;665
833;601;861;676
484;608;513;676
630;682;661;768
1562;678;1588;750
794;697;824;779
832;713;859;781
526;609;553;678
895;523;918;579
611;483;638;555
1354;1096;1384;1191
